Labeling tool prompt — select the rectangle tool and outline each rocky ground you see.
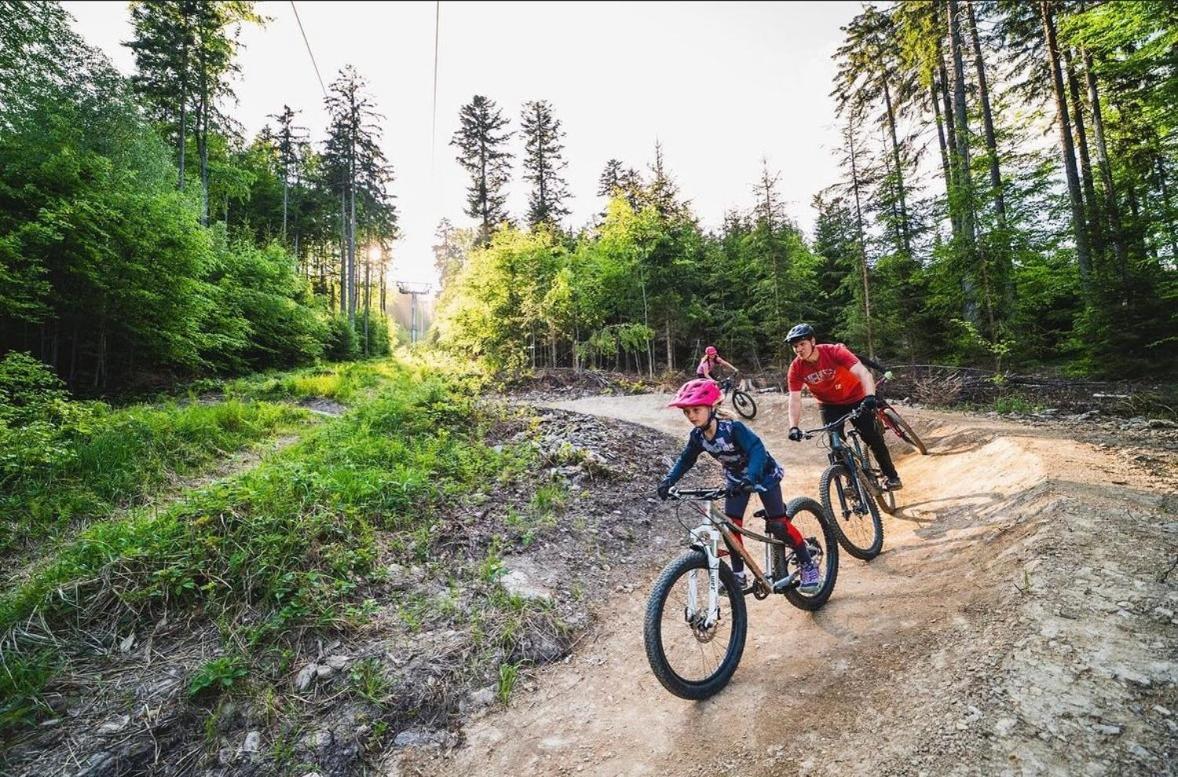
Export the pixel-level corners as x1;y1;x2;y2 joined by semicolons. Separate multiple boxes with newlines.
392;392;1177;777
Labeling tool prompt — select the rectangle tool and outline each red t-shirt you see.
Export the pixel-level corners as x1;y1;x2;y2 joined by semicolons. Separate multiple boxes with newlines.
787;343;865;405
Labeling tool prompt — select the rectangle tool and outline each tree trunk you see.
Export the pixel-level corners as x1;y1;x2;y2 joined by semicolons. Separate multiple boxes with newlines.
363;251;371;354
196;37;210;226
949;0;982;327
1155;158;1178;261
1083;48;1128;293
1041;0;1092;283
930;74;953;201
937;43;962;240
948;0;975;243
178;67;187;190
846;121;875;359
1065;48;1102;255
282;161;288;243
880;77;912;255
665;318;673;372
966;0;1006;229
339;192;348;315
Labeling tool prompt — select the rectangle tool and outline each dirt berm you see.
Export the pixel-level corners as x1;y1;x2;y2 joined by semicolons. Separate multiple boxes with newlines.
394;393;1177;777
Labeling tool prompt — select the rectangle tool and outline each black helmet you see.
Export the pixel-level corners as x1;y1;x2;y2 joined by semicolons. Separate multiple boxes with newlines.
786;323;815;344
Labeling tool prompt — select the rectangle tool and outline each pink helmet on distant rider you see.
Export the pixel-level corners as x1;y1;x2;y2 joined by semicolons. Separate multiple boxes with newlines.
705;345;718;357
667;378;722;408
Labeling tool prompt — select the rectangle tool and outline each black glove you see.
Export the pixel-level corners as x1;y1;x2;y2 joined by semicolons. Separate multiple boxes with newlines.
860;395;879;411
739;477;756;494
788;426;803;442
657;481;672;500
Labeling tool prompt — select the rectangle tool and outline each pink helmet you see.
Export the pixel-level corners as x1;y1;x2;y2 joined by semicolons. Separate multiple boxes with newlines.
668;379;722;408
705;345;718;357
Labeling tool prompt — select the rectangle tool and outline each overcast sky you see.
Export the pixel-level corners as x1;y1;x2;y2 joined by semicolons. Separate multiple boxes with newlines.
62;1;859;291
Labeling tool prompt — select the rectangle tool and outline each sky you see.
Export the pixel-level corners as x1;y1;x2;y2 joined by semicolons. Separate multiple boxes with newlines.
61;1;860;293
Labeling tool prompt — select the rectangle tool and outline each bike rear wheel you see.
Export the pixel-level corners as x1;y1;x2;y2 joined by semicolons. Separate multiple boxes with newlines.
767;497;839;610
882;407;927;455
644;551;747;700
820;463;883;560
732;390;757;419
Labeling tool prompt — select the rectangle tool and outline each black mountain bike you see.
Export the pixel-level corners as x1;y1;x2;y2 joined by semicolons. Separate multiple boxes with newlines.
802;406;893;560
644;485;837;699
718;376;756;420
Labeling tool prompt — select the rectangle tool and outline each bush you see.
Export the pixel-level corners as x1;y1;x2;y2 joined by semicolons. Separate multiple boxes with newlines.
0;353;98;486
324;315;360;361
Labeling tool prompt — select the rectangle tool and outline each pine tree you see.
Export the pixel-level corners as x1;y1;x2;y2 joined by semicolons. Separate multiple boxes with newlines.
324;66;396;323
451;95;513;245
269;105;308;247
521;99;571;228
127;0;259;223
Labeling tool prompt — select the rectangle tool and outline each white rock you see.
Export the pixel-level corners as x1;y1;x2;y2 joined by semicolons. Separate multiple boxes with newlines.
242;730;262;752
294;663;319;691
97;714;130;735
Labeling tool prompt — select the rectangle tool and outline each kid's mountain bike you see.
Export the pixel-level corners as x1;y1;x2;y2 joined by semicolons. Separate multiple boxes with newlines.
643;485;837;700
718;376;757;420
803;406;894;560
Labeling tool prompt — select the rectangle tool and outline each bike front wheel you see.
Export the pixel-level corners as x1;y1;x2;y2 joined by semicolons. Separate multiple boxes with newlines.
820;463;883;560
644;551;748;700
732;390;757;419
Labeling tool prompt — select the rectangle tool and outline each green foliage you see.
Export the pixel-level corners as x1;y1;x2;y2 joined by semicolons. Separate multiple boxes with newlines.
0;357;303;552
992;396;1040;415
188;655;249;699
0;359;504;723
348;657;392;706
497;661;520;706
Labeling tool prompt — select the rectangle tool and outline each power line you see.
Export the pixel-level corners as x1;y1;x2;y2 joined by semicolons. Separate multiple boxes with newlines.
431;1;440;169
290;1;328;98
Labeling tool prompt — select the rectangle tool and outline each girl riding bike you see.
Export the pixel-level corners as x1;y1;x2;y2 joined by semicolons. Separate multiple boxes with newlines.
657;379;821;593
696;345;738;382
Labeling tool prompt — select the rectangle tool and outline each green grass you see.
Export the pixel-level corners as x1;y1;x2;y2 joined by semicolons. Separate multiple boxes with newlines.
221;361;392;404
0;399;305;554
992;395;1041;415
0;358;515;734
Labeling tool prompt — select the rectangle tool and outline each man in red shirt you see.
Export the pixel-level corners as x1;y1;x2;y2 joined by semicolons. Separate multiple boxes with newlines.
784;323;901;489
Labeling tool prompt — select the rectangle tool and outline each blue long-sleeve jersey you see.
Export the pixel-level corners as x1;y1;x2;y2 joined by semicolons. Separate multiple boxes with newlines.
662;419;784;489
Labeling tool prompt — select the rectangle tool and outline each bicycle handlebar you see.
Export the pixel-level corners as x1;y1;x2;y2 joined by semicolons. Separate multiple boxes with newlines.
668;484;759;500
801;405;865;439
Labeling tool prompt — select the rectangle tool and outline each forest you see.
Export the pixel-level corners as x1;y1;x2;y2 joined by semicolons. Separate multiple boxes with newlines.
432;0;1177;379
1;0;1176;395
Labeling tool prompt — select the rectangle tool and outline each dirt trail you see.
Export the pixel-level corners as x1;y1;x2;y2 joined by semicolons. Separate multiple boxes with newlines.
396;394;1177;777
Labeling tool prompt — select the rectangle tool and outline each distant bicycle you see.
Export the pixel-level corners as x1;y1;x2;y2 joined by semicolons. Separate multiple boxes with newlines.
868;370;928;455
718;376;756;420
643;485;837;699
802;405;894;559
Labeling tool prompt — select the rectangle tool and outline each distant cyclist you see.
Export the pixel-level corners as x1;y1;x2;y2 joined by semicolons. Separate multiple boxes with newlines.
784;323;902;490
696;345;738;382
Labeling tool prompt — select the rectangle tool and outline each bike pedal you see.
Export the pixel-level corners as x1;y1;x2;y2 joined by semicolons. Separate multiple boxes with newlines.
772;574;798;593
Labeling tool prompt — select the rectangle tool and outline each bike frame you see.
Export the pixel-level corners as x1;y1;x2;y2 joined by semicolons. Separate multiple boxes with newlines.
807;409;883;502
673;489;800;626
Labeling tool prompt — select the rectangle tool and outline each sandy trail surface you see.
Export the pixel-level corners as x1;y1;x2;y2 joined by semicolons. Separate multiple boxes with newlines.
395;394;1177;777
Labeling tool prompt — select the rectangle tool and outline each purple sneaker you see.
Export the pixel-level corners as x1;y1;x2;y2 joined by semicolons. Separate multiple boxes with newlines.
799;561;821;594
